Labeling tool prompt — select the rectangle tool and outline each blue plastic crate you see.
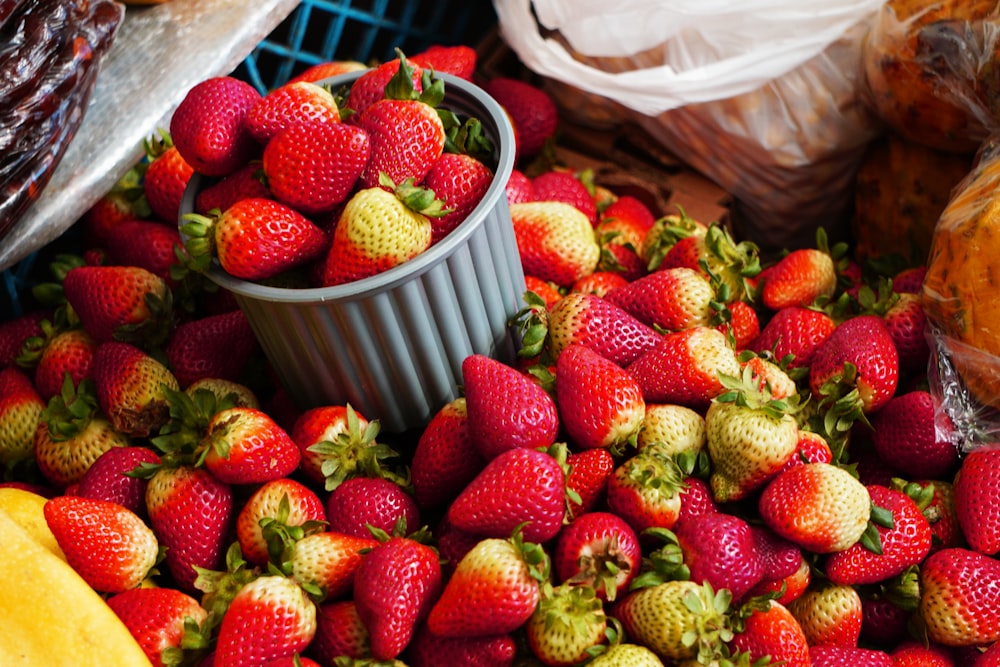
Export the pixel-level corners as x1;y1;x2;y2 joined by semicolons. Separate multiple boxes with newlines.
235;0;498;94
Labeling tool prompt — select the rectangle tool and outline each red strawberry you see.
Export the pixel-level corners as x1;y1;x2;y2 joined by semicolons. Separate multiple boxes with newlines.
565;447;615;520
675;476;718;528
201;406;301;485
720;299;761;351
81;187;146;247
605;443;686;536
143;134;194;224
919;548;1000;646
890;640;956;667
213;575;317;666
675;510;764;603
729;600;811;667
554;510;642;602
262;119;370;216
286;60;367;85
308;600;370;662
954;443;1000;555
532;170;598;224
524;275;564;309
447;445;568;544
626;326;740;411
44;494;159;593
319;179;436;286
62;264;172;347
356;94;445;189
405;625;517;667
749;305;836;369
510;201;601;287
410;397;485;511
144;464;234;592
29;327;97;401
90;341;179;438
245;80;342;144
870;390;959;480
882;291;930;376
483;77;558;159
288;531;377;601
544;292;663;367
973;642;1000;667
106;586;210;667
571;270;630;297
760;247;837;310
825;484;932;585
423;151;494;243
353;534;443;660
345;56;424;117
461;353;559;461
555;343;645;451
235;477;326;567
605;266;715;333
426;530;548;637
505;168;537;205
325;476;420;539
182;197;327;281
289;403;389;490
76;445;161;518
892;265;926;294
104;219;186;287
263;656;320;667
598;195;656;243
748;524;807;596
777;429;834;475
409;44;477;81
809;645;893;667
0;309;46;368
787;582;863;648
917;479;965;552
193;162;270;215
809;314;900;414
0;366;45;474
170;76;261;177
164;309;259;388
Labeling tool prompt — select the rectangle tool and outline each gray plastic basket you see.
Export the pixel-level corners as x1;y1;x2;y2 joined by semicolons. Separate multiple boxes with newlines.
179;71;523;433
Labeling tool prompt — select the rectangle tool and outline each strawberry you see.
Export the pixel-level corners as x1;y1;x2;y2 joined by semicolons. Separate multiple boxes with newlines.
103;219;186;287
200;406;301;485
286;60;367;85
555;343;645;451
405;625;517;667
76;445;160;518
143;132;195;224
511;201;601;287
426;529;549;637
808;314;900;414
263;656;321;667
749;305;836;369
719;299;761;351
554;511;642;602
747;525;809;603
288;531;377;601
308;600;370;663
613;580;730;663
143;463;234;592
890;640;957;667
777;429;834;475
483;77;558;159
90;341;179;438
344;56;424;117
705;367;800;503
245;79;342;144
642;212;708;273
809;645;894;666
26;327;97;401
262;119;370;216
325;476;420;539
604;267;715;333
0;366;44;474
81;186;148;247
728;602;811;667
164;309;259;388
353;533;442;660
953;443;1000;555
106;586;210;667
760;247;837;310
871;389;959;480
973;643;1000;667
422;151;494;244
319;177;437;286
786;582;863;648
675;510;764;603
446;445;568;544
44;494;159;593
882;291;930;376
409;44;477;80
660;221;760;302
182;197;327;281
355;92;445;189
62;264;173;348
506;168;537;205
915;479;965;552
461;353;559;461
571;270;630;297
892;265;926;294
526;582;608;666
532;170;598;224
860;593;912;648
525;276;563;308
0;309;46;368
626;326;740;412
565;447;615;520
213;575;317;666
34;377;130;488
235;477;326;567
410;397;485;511
543;292;663;367
587;642;666;666
193;162;271;215
169;75;262;177
758;462;871;554
605;443;686;536
675;476;719;529
598;195;657;246
636;403;706;456
917;548;1000;646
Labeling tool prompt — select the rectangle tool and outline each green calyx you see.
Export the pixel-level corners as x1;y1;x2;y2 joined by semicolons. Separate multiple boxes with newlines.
40;375;99;441
380;173;452;219
178;209;220;274
715;364;799;420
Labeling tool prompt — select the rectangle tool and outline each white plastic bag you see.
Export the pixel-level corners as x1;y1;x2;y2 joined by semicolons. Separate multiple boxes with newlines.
493;0;887;115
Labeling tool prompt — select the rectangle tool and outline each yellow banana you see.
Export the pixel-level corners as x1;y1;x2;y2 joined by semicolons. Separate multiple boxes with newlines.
0;487;65;560
0;502;153;666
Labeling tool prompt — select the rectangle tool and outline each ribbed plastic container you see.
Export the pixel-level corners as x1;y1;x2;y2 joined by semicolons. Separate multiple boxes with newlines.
179;71;523;433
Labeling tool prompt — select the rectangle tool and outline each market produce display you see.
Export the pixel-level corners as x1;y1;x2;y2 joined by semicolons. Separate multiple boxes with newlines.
3;24;1000;667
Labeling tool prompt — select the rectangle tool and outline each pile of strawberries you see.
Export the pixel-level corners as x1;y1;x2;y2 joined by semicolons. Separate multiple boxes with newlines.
1;43;1000;667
